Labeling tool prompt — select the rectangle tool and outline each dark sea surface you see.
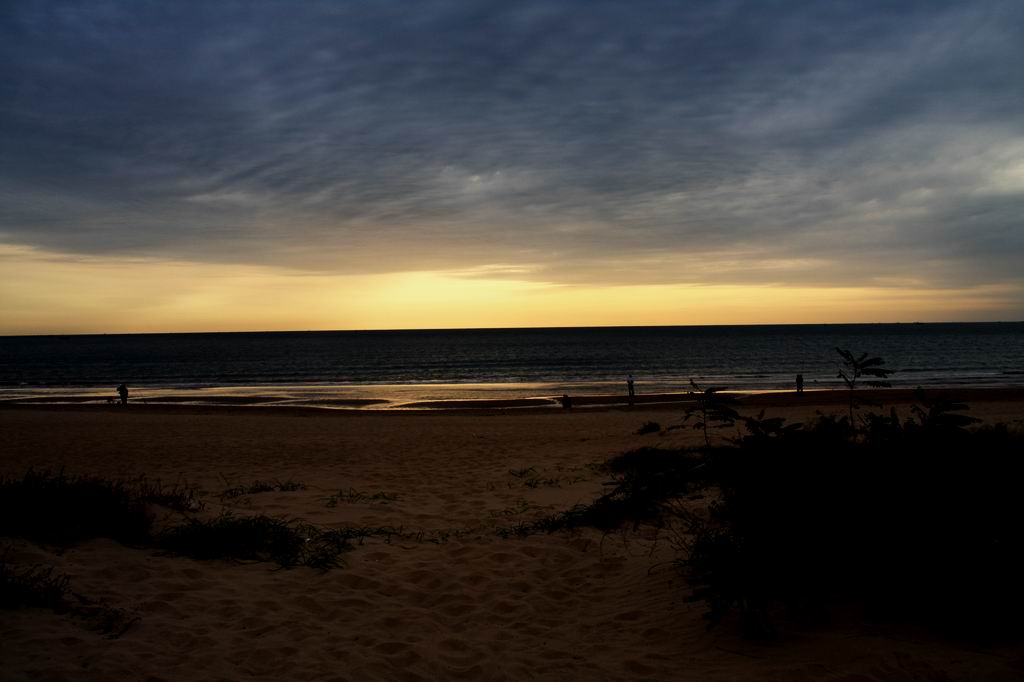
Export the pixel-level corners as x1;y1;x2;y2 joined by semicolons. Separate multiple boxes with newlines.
2;323;1023;406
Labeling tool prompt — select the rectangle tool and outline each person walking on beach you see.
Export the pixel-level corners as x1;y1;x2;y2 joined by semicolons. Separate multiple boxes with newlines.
117;383;129;405
627;374;635;406
795;374;804;394
560;394;573;409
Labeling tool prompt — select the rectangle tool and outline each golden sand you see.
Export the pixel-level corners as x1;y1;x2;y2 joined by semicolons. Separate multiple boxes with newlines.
2;394;1023;680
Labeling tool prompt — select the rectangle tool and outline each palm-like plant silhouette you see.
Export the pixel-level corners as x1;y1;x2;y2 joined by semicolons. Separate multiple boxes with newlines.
673;380;740;447
835;347;893;422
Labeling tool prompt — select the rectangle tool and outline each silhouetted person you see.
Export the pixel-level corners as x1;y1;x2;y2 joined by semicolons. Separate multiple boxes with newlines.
796;374;804;394
117;383;129;406
560;394;572;409
627;374;635;406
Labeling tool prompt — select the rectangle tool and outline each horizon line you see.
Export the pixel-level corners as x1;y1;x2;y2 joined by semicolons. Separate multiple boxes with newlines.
4;319;1023;338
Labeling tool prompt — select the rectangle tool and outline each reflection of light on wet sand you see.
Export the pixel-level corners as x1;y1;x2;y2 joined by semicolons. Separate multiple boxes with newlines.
0;382;709;410
2;380;1006;410
0;380;971;411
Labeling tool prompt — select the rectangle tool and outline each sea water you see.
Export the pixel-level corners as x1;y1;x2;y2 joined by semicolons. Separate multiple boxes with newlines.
1;323;1022;405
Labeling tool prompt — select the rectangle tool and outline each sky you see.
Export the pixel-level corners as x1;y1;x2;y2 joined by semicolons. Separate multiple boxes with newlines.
1;0;1022;334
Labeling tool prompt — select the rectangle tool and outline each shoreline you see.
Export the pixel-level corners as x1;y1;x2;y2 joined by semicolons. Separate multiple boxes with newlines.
3;386;1024;415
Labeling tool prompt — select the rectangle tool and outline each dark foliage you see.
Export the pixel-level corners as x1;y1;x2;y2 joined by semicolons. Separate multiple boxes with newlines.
835;347;894;421
677;395;1024;638
669;381;740;446
0;551;69;610
0;470;153;547
69;594;139;638
907;387;982;432
134;477;204;512
516;388;1022;639
221;479;306;499
1;548;139;637
0;471;374;572
635;421;661;435
158;514;401;570
324;488;399;506
158;514;354;570
496;447;707;537
574;447;705;531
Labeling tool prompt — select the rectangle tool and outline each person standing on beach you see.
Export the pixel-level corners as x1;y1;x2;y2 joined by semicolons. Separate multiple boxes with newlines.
796;374;804;394
117;383;129;405
627;374;635;406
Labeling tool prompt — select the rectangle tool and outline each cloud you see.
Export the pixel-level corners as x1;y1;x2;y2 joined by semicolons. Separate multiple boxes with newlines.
0;0;1021;300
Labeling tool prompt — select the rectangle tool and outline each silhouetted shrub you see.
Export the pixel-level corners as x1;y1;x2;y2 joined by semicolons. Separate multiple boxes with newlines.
0;471;367;572
158;514;352;570
157;515;402;570
0;470;153;547
835;348;893;421
677;396;1024;638
0;471;206;547
669;381;740;446
539;390;1023;638
635;421;661;435
495;447;707;537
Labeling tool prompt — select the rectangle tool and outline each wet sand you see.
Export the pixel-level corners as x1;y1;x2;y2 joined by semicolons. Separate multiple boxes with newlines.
2;391;1023;680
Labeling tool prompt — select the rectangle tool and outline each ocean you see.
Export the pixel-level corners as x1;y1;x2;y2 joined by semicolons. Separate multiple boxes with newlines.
1;323;1022;407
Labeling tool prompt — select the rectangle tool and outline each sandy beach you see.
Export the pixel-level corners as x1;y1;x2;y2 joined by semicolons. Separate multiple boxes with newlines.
3;392;1024;680
6;0;1024;677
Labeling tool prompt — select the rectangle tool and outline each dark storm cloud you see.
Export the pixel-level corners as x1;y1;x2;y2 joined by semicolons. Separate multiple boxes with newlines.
1;0;1022;288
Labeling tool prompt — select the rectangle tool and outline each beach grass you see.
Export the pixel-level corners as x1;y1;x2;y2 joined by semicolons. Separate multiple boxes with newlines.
0;470;155;547
158;514;353;570
1;547;139;637
0;470;206;548
220;478;307;499
0;550;69;610
324;488;399;507
0;470;392;571
158;514;407;570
